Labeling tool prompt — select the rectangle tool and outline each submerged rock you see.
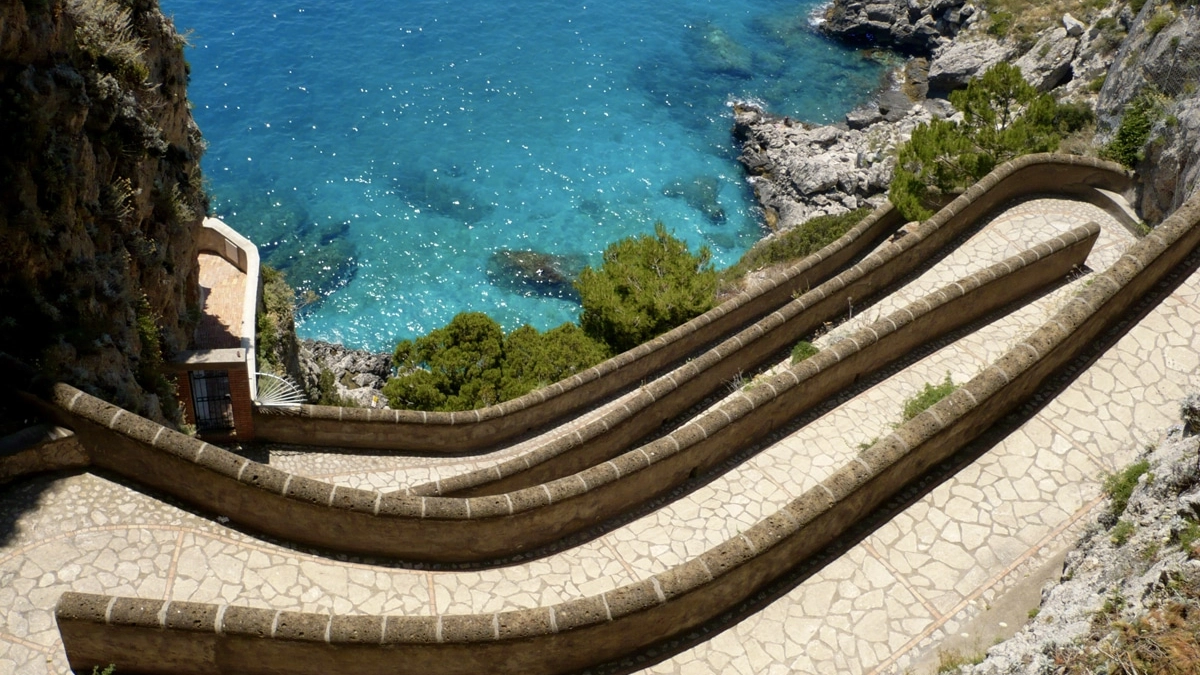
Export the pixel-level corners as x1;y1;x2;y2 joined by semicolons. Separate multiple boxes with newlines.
486;249;586;301
662;175;726;223
390;173;494;224
686;22;755;78
259;223;358;312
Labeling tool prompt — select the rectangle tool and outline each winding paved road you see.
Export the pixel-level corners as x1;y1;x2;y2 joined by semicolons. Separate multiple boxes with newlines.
4;196;1199;674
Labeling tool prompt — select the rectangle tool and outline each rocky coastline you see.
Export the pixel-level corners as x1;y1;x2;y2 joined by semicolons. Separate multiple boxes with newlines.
300;0;1200;425
733;0;1143;237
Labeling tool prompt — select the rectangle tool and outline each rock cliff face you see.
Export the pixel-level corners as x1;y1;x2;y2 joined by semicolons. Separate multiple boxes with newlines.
745;2;1138;233
297;340;392;409
0;0;207;421
1096;4;1200;223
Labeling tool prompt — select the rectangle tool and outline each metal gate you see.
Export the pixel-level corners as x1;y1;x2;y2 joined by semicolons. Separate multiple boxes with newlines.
190;370;235;431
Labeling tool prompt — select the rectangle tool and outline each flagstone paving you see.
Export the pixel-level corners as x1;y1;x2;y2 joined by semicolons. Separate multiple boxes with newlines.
2;195;1198;675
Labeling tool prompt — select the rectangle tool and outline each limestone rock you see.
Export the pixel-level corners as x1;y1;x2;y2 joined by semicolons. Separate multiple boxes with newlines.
1137;99;1200;224
929;38;1014;91
846;104;884;130
1096;9;1200;221
963;429;1200;674
733;98;935;229
1062;13;1085;37
1014;27;1079;91
0;0;207;423
297;340;392;409
820;0;973;54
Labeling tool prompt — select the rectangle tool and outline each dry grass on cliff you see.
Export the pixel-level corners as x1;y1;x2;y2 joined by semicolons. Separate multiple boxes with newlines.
66;0;149;83
1053;583;1200;674
981;0;1113;49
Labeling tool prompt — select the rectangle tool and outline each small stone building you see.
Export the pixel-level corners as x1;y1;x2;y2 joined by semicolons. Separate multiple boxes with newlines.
166;217;261;442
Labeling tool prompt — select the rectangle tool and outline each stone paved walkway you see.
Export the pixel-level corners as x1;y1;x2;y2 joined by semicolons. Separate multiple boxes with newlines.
3;196;1199;675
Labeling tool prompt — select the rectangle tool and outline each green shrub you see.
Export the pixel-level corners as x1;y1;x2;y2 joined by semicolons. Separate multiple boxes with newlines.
385;312;506;411
937;649;985;673
1103;458;1150;517
1179;519;1200;554
383;313;608;411
791;340;820;364
66;0;150;83
902;373;957;422
1094;17;1126;52
987;10;1014;37
576;223;717;354
256;265;298;375
722;208;869;281
135;296;163;384
315;367;358;407
499;323;610;401
1130;0;1148;13
1102;92;1162;168
1146;10;1174;34
1111;519;1136;546
888;63;1091;221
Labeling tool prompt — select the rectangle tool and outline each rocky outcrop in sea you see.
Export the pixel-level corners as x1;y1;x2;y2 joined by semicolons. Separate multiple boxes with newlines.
819;0;975;54
792;1;1200;669
733;93;947;229
740;0;1143;235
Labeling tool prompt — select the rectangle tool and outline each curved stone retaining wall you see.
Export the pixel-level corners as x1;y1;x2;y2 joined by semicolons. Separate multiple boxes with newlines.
253;156;1133;459
52;172;1200;675
252;203;905;452
21;222;1096;565
0;425;87;484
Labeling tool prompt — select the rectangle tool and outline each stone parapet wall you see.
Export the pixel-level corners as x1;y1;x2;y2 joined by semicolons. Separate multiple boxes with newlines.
25;219;1094;565
253;156;1134;456
0;425;88;484
51;172;1200;674
253;201;908;452
27;154;1200;675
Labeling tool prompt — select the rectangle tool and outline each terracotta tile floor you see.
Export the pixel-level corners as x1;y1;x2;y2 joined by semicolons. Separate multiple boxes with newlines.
194;252;246;349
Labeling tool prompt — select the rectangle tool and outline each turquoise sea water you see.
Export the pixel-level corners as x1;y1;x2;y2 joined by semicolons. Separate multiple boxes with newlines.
164;0;890;351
